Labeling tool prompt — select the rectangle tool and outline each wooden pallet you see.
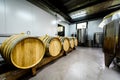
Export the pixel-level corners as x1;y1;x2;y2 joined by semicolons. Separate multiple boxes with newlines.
31;50;65;75
0;50;65;80
0;47;76;80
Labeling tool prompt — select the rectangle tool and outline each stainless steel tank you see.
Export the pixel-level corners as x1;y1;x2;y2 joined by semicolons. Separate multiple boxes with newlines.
77;29;86;45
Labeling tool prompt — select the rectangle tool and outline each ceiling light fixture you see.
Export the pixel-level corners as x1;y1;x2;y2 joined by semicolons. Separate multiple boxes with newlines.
70;10;87;19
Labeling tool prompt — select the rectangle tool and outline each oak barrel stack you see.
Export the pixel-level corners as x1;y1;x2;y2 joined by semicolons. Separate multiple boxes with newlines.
0;34;45;69
39;35;62;56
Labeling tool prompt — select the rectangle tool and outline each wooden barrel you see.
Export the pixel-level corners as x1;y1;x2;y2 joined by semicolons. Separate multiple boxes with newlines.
103;37;115;53
59;37;70;52
39;35;62;56
74;38;78;46
69;37;75;48
0;34;45;69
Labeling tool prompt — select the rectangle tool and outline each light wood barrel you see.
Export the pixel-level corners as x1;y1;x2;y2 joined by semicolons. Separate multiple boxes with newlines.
59;37;70;52
0;34;45;69
39;35;62;56
74;38;78;46
69;37;75;48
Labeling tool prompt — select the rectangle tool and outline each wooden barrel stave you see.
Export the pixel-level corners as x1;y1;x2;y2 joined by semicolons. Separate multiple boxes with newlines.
2;35;21;62
3;34;25;62
0;35;15;60
6;36;28;63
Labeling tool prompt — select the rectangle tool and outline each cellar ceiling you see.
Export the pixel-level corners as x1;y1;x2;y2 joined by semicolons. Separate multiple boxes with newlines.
28;0;120;23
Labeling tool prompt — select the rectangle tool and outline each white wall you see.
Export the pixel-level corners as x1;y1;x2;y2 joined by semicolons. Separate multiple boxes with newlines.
0;0;70;43
88;19;103;40
69;19;103;39
5;0;57;36
69;24;76;36
0;0;5;34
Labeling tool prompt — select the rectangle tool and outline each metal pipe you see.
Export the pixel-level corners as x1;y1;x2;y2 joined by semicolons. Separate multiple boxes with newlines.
0;34;14;37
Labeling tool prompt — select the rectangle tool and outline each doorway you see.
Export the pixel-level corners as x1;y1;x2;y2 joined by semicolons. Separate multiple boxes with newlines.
57;24;65;36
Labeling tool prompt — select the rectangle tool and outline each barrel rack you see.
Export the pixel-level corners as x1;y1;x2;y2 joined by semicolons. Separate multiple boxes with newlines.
0;48;74;80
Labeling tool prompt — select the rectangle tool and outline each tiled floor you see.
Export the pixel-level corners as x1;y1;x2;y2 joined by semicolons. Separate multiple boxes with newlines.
29;47;120;80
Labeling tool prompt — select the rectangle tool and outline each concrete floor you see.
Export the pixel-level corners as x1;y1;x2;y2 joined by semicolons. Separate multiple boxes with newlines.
29;47;120;80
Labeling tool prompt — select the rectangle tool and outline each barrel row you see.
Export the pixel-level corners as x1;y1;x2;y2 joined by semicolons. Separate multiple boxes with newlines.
0;34;78;69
